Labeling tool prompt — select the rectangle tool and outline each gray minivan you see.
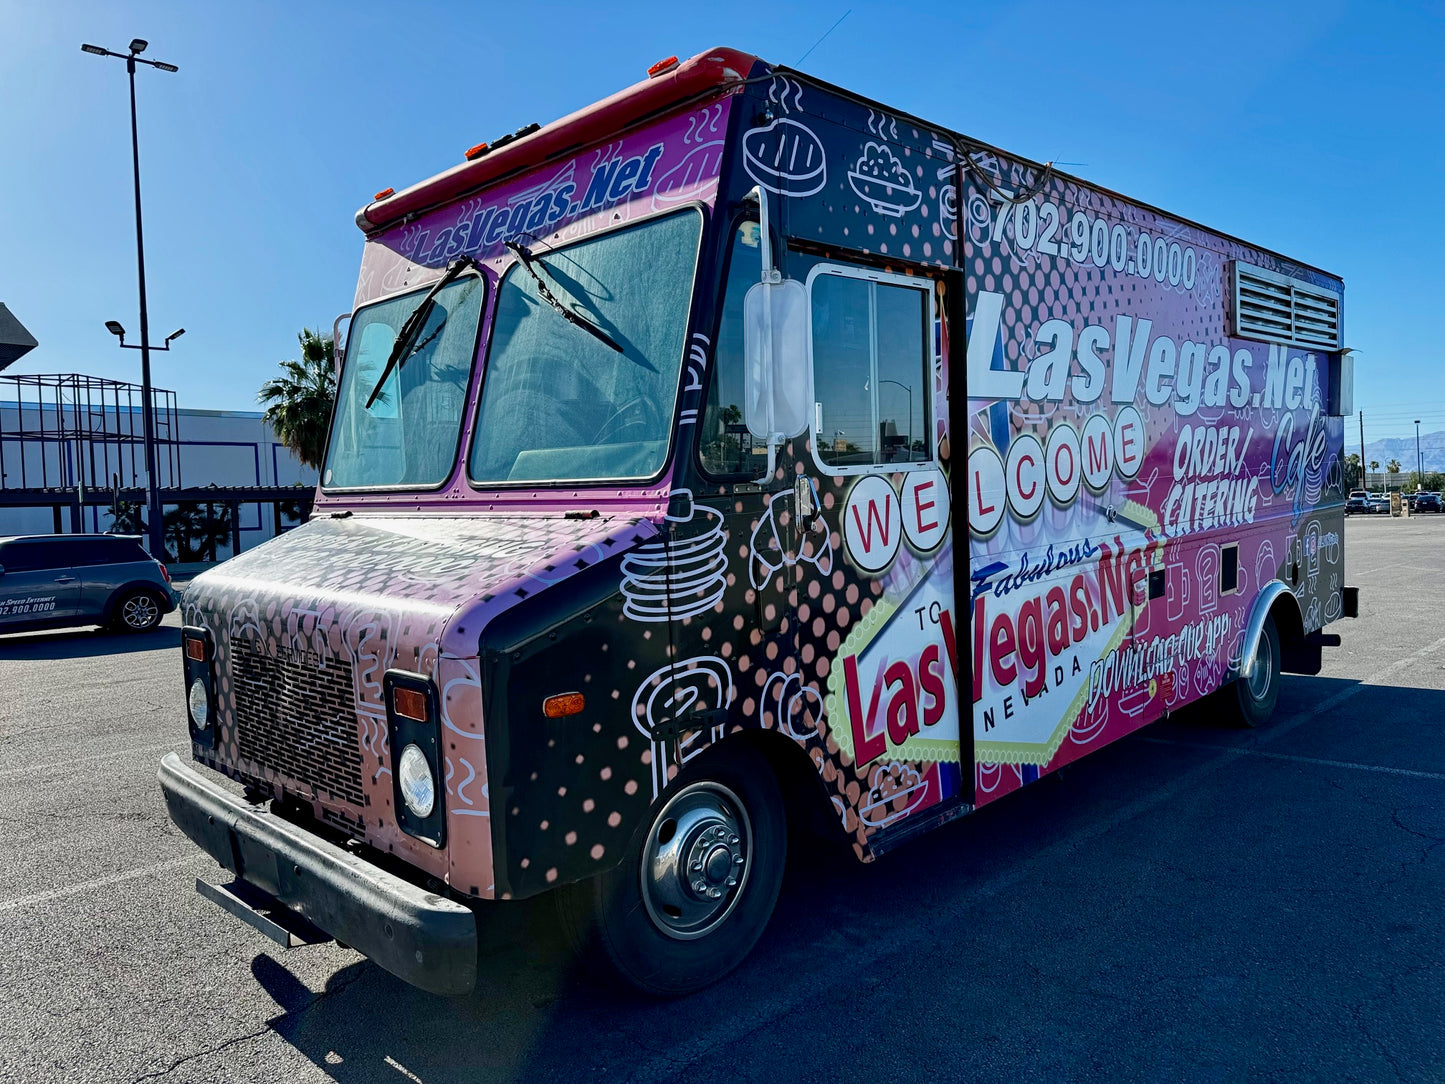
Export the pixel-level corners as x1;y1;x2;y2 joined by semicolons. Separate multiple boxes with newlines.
0;534;177;635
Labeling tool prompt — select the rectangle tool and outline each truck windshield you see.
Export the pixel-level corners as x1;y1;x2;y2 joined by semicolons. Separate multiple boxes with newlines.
324;275;485;489
468;209;702;485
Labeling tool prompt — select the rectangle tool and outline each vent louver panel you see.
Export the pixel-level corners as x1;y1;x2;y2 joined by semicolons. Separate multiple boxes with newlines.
1232;261;1341;350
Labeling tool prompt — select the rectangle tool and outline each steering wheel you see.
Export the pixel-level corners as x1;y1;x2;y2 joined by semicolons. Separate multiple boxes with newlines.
593;393;663;446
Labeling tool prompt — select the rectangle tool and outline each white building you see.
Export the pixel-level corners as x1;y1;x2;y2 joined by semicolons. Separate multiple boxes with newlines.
1;382;317;558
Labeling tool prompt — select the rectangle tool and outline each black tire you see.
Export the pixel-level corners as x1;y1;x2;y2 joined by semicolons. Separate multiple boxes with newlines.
1227;614;1281;727
112;588;164;633
558;741;786;997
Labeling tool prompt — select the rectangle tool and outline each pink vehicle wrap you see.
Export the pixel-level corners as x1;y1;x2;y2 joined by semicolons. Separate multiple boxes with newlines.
172;46;1348;942
958;154;1345;806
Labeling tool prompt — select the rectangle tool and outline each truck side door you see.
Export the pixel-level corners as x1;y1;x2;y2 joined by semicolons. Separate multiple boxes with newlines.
799;261;969;836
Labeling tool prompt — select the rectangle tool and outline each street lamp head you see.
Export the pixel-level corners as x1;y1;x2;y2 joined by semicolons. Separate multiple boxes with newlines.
105;320;126;338
152;61;178;72
129;38;148;55
81;43;107;55
165;328;185;344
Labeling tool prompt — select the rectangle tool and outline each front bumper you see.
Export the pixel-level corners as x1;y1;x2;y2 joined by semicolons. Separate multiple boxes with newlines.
158;752;477;996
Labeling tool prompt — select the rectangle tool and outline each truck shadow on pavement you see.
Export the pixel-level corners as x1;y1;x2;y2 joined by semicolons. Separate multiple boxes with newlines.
0;623;178;661
237;674;1445;1082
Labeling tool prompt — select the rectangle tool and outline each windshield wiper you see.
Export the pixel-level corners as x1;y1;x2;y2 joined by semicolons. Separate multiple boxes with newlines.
505;240;623;355
364;256;478;409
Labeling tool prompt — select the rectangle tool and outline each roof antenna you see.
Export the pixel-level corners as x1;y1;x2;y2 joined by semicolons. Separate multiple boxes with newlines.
796;9;851;66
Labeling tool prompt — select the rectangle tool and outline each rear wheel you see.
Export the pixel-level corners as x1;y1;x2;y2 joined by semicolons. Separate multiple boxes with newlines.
113;589;164;633
1227;614;1281;727
559;742;786;997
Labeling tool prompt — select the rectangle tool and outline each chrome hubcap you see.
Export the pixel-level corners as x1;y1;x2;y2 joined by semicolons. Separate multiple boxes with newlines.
1247;637;1272;701
640;781;751;941
123;596;158;628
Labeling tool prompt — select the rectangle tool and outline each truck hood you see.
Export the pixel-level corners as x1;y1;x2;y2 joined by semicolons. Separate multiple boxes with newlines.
182;513;659;667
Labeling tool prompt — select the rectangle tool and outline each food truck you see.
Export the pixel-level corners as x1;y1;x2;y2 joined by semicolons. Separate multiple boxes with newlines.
160;47;1356;997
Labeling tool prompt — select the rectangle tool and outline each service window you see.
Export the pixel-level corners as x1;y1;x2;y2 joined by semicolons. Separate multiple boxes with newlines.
806;265;933;473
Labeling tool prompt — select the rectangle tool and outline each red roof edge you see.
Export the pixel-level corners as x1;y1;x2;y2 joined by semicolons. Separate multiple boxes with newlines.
356;47;761;236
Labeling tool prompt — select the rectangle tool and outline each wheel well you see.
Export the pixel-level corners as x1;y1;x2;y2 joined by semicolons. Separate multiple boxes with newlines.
101;581;166;622
1270;592;1314;673
723;728;844;847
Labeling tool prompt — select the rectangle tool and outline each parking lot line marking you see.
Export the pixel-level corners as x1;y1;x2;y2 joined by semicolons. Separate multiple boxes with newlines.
1371;633;1445;674
0;854;206;914
1138;739;1445;782
0;742;181;778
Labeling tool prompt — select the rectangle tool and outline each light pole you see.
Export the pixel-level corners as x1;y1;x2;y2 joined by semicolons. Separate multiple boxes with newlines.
82;37;178;559
1416;419;1423;488
878;378;913;460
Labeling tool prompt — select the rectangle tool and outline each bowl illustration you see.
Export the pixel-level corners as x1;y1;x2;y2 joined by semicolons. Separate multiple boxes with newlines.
742;118;826;197
848;141;922;218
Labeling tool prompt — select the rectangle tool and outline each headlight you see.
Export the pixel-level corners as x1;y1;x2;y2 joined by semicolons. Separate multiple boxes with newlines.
397;743;435;818
187;678;210;728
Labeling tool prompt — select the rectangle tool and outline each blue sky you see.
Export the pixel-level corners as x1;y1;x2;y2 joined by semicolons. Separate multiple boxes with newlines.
3;0;1440;445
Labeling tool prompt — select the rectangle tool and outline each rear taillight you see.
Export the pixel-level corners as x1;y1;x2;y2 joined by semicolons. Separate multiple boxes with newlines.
158;562;171;583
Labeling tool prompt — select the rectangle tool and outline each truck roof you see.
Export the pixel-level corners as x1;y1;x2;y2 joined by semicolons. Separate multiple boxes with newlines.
357;47;1340;285
356;48;759;235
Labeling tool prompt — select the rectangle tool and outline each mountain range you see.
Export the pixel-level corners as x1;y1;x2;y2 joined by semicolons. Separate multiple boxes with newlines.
1355;430;1445;473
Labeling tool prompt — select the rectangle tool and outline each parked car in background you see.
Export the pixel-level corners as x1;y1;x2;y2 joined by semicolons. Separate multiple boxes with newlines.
1368;494;1390;514
0;534;176;635
1346;490;1370;515
1416;492;1442;513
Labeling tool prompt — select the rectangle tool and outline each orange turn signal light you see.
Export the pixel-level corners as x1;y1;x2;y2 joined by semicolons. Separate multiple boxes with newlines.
184;636;206;662
373;187;395;201
464;141;489;160
542;692;585;719
393;686;428;722
647;55;679;78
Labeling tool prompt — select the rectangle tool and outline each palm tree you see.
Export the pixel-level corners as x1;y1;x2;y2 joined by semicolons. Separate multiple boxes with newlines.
259;329;336;471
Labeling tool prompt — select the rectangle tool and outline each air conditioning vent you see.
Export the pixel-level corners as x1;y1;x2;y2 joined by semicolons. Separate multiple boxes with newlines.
1232;261;1342;350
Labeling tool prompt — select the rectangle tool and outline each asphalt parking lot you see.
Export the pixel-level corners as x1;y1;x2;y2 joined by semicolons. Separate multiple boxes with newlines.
1;514;1443;1083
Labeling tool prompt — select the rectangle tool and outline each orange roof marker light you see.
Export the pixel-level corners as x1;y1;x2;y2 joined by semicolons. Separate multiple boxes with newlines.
373;187;394;201
464;142;490;161
647;55;679;78
542;692;586;719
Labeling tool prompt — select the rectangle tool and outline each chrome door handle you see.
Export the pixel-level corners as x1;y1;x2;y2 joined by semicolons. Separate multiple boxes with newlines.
54;576;77;584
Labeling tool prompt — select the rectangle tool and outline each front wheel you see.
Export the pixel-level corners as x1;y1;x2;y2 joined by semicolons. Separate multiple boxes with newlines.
560;742;786;997
1227;614;1281;727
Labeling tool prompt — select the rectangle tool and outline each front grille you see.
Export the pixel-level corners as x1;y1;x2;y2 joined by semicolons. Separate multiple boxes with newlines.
231;641;365;807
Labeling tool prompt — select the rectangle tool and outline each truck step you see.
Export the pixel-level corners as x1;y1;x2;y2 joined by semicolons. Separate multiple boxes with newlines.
195;878;331;949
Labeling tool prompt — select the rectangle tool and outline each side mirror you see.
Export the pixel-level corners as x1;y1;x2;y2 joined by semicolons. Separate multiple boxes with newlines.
742;278;809;442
